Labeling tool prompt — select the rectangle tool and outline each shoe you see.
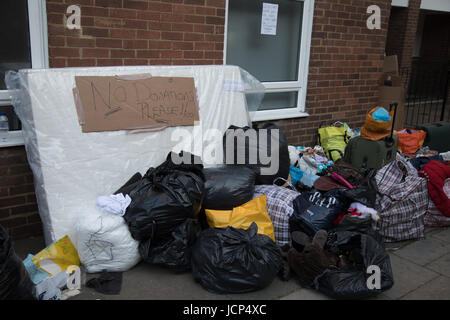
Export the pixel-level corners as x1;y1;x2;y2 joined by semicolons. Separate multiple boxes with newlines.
312;229;328;249
278;260;291;281
278;244;291;259
287;244;332;287
291;231;311;253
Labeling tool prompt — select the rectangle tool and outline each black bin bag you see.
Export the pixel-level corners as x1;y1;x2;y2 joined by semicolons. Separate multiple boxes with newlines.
0;225;36;300
222;123;290;186
191;223;283;294
125;151;205;242
342;168;378;209
313;230;394;299
139;219;197;272
290;189;349;237
203;166;256;210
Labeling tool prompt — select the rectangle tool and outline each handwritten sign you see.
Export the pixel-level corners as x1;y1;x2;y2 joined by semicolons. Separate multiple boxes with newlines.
73;75;199;133
261;3;278;36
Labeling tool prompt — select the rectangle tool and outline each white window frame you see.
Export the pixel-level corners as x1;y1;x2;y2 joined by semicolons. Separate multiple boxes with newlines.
391;0;409;8
420;0;450;13
223;0;315;122
0;0;49;147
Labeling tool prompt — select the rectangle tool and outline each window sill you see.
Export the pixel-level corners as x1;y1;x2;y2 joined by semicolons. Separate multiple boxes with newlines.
0;131;25;148
249;109;309;122
0;110;309;147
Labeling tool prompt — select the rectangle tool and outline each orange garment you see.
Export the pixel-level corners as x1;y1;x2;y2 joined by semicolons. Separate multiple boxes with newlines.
360;106;394;141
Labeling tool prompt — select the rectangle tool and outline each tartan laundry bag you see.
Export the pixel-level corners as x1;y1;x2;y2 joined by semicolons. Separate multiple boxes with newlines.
253;185;300;246
374;160;428;242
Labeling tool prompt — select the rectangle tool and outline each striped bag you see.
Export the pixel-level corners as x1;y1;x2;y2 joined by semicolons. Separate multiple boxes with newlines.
374;160;428;242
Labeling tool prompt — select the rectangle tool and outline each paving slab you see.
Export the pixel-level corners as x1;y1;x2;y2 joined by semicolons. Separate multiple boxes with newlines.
431;227;450;243
426;252;450;277
73;262;227;300
401;276;450;300
393;237;450;266
424;226;448;237
382;254;439;300
10;231;450;300
279;288;329;300
225;277;302;300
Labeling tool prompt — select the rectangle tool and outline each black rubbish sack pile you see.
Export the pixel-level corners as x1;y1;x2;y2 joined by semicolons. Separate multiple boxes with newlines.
202;166;257;210
191;223;283;294
222;123;290;186
0;225;36;300
287;218;394;300
124;151;205;271
289;189;349;236
139;219;197;272
314;229;394;299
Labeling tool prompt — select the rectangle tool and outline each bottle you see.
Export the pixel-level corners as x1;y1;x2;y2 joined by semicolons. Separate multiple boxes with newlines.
0;112;9;141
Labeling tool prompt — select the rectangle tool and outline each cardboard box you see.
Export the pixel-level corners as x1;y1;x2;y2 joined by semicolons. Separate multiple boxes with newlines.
377;55;405;130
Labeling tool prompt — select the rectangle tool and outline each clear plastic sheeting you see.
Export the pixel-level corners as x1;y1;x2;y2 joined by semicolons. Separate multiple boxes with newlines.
5;65;260;245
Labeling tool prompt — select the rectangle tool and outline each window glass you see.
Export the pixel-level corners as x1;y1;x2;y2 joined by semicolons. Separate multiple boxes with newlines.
226;0;303;82
254;91;298;111
0;0;31;89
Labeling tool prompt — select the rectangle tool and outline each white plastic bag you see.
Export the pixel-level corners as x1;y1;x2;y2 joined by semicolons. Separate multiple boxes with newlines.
76;210;141;273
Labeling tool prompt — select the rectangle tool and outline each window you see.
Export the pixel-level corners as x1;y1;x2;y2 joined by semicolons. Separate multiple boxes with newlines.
0;0;48;147
224;0;315;121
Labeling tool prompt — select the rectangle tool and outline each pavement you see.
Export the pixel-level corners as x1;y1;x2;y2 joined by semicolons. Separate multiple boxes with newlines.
12;226;450;300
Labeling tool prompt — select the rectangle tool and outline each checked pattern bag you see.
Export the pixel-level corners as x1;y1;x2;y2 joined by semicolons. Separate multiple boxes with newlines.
375;160;428;242
253;185;300;246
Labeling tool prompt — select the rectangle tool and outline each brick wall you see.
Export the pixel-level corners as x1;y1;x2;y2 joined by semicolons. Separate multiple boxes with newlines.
0;146;42;240
1;0;394;239
47;0;226;67
274;0;391;147
385;7;408;64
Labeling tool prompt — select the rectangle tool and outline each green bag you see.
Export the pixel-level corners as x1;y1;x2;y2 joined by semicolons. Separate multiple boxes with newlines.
318;122;350;162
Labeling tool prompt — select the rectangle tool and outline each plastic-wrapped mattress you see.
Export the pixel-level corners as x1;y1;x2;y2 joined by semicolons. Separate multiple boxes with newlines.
6;65;259;245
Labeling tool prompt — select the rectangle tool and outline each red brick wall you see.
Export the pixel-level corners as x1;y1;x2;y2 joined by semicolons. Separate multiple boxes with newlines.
385;7;408;65
398;0;421;71
46;0;226;67
1;0;394;239
0;147;42;240
274;0;391;147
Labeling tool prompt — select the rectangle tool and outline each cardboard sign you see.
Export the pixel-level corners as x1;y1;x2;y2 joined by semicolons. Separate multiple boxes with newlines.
378;55;405;130
382;55;399;74
74;75;199;132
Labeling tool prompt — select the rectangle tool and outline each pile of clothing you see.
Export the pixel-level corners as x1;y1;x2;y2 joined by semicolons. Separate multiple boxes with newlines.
397;146;450;228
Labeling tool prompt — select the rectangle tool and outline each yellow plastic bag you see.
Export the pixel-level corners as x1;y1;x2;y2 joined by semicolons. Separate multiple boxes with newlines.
205;195;276;242
32;235;81;277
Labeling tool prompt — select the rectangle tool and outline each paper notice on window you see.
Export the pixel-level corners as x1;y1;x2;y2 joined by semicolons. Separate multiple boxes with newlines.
261;3;278;36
